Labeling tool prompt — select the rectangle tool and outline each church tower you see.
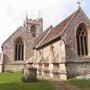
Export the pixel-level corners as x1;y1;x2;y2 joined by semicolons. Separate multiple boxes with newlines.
1;14;43;72
23;15;43;38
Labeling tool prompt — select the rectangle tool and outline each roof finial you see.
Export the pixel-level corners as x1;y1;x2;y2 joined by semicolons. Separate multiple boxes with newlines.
26;14;28;21
38;10;41;18
77;0;81;8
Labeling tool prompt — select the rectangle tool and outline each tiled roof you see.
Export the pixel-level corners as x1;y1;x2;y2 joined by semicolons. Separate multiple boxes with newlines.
34;25;53;48
36;8;81;49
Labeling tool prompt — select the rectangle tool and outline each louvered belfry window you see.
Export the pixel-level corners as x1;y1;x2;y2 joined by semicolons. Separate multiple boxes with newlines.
31;25;36;38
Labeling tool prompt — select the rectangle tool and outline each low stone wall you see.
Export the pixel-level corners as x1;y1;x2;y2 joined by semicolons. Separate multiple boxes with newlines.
66;62;90;78
36;63;67;80
4;64;24;72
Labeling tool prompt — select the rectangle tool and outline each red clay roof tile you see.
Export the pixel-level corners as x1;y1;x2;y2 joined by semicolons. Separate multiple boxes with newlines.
36;8;81;49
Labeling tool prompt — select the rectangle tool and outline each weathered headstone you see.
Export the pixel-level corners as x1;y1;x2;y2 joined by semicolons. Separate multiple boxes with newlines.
22;62;37;82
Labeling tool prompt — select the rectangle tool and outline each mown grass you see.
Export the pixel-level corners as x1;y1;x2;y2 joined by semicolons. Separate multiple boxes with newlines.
0;72;53;90
0;72;90;90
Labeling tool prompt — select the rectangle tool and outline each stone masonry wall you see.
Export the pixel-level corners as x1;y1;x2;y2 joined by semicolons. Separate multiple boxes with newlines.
2;18;43;72
62;8;90;77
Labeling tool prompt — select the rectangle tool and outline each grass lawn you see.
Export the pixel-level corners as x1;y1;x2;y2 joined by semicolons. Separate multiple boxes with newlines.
0;72;53;90
64;79;90;90
0;72;90;90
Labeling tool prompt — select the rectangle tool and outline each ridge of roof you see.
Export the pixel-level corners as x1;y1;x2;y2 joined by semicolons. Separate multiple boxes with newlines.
35;7;81;49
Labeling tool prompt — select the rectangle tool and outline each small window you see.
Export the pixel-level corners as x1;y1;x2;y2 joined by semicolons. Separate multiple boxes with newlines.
15;38;24;61
31;25;36;38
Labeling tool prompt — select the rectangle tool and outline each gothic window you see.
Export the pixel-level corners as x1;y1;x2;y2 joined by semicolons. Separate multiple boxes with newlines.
31;25;36;38
15;38;24;61
76;23;88;56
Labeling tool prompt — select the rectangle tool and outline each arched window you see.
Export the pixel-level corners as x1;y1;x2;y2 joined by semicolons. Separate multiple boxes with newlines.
15;38;24;61
31;25;36;38
76;23;88;56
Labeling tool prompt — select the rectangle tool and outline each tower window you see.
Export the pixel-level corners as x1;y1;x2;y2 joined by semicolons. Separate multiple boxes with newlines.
15;38;24;61
31;25;36;38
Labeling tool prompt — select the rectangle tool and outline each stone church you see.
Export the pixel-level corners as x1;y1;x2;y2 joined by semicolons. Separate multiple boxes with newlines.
0;17;43;72
0;6;90;80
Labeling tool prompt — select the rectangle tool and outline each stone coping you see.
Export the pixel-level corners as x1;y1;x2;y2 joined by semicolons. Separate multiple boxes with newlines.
4;63;24;65
51;70;67;74
67;57;90;63
67;61;90;63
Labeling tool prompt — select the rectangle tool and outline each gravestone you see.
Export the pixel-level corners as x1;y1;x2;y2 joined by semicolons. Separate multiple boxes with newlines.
22;62;37;82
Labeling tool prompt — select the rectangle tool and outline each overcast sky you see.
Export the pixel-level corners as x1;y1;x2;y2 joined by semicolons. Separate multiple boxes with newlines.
0;0;90;52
